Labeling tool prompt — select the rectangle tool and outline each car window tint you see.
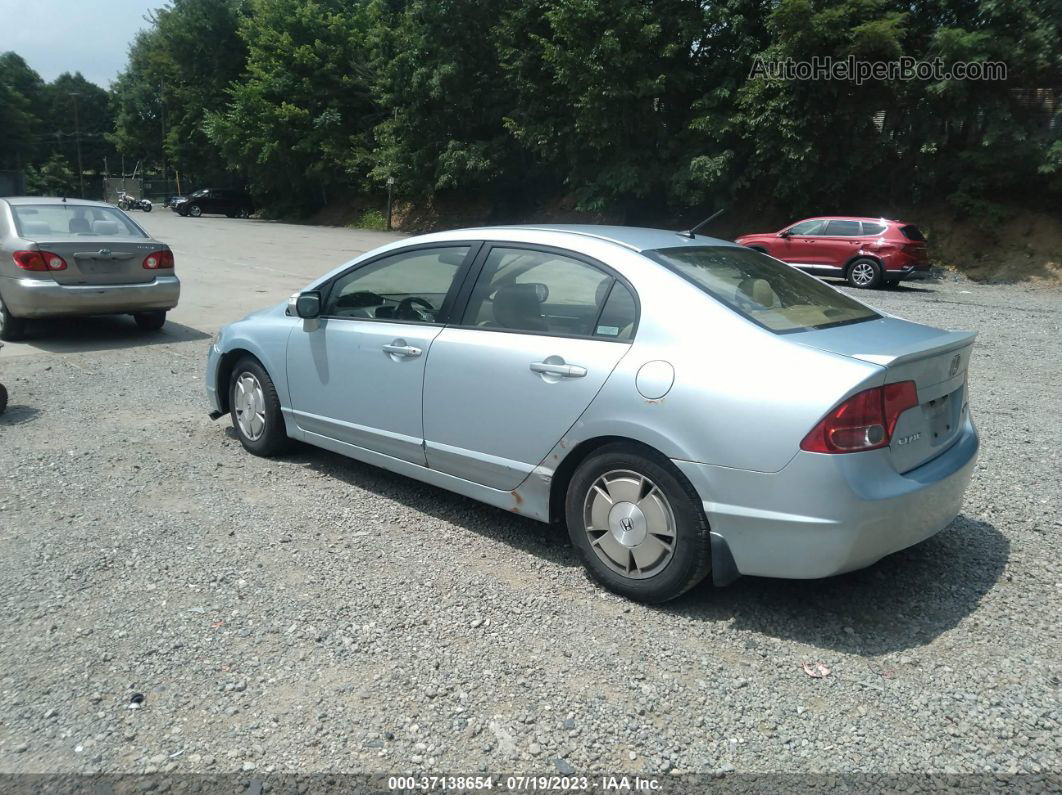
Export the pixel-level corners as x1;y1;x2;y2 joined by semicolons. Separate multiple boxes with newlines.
647;246;879;334
11;204;146;238
325;246;469;323
787;219;827;235
824;220;862;236
595;281;637;340
900;225;926;241
463;247;613;337
861;222;887;235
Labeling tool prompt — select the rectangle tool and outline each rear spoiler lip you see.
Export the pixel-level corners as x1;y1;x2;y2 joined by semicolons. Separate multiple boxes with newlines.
849;330;977;367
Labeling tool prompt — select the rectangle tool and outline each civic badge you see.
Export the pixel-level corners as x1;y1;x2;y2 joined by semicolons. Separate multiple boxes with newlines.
949;354;961;377
98;249;111;256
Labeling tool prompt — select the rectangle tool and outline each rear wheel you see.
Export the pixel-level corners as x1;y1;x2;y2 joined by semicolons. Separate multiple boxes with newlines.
188;204;202;218
229;357;290;456
142;203;152;212
846;257;883;289
565;443;711;603
0;383;7;414
236;208;250;219
0;295;27;342
133;311;166;331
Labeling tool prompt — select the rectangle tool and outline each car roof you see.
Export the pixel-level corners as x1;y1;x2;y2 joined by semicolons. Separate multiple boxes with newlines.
1;196;115;209
796;216;901;223
454;224;734;252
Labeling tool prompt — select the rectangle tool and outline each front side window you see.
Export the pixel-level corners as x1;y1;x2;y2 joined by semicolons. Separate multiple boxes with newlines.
462;247;634;339
646;246;879;334
787;219;827;236
11;204;147;238
824;220;862;236
324;246;470;323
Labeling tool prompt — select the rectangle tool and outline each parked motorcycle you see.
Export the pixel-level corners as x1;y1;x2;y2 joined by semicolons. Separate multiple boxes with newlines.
116;190;153;212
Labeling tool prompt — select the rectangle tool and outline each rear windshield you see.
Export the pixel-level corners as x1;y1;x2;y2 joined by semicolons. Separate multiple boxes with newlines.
899;225;925;242
11;204;147;239
646;246;879;334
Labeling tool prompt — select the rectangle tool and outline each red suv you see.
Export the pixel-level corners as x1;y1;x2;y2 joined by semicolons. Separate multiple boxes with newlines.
735;217;929;288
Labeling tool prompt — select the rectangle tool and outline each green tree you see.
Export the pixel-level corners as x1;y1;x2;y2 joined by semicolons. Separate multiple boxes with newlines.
24;152;79;196
0;52;43;169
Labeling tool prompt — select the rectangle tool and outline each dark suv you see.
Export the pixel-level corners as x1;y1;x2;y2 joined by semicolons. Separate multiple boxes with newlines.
173;189;254;219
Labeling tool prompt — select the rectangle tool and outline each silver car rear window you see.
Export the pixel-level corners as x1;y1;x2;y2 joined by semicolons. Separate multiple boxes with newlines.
646;246;879;334
11;204;147;239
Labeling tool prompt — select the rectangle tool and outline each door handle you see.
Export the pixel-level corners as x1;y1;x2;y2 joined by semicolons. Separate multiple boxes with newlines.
382;343;422;358
530;361;587;378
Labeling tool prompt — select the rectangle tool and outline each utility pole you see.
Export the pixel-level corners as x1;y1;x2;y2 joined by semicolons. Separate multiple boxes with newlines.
386;176;394;231
69;92;85;198
159;80;166;194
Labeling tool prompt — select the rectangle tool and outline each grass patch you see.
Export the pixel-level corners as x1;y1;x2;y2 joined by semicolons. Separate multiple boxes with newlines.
352;209;388;230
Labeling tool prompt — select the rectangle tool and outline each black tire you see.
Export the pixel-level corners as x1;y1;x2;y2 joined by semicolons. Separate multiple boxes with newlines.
565;443;712;603
0;295;27;342
133;311;166;331
228;356;290;457
118;200;130;211
143;204;152;212
236;208;250;219
188;204;202;218
225;212;235;218
0;383;7;415
846;257;883;289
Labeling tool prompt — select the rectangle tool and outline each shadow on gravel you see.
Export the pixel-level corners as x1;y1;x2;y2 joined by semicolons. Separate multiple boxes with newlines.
664;515;1008;654
263;440;582;570
0;404;41;426
11;315;209;354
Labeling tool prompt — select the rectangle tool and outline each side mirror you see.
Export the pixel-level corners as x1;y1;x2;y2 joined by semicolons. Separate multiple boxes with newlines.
778;230;792;238
295;291;321;319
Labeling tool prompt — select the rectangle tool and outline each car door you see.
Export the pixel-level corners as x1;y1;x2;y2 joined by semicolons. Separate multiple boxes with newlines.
817;219;864;267
285;243;475;464
779;219;828;265
422;244;638;490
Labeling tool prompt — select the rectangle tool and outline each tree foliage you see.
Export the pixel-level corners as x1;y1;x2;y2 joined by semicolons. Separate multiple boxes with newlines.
23;0;1057;217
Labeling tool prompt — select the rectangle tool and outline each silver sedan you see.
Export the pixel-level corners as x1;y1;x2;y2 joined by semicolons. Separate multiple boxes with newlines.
0;197;179;341
205;225;978;602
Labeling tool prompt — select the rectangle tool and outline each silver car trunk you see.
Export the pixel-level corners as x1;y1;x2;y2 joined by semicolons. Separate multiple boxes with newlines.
796;316;975;473
25;238;161;286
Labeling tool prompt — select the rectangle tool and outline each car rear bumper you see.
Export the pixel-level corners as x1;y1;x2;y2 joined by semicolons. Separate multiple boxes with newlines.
673;417;978;580
0;275;180;318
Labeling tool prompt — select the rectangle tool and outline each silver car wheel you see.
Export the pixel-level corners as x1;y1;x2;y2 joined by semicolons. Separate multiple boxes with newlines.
189;205;202;217
234;372;267;441
583;469;676;579
851;261;876;286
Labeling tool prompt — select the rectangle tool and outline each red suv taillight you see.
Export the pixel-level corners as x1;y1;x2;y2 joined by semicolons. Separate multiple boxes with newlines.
143;250;174;269
13;250;67;271
800;381;918;454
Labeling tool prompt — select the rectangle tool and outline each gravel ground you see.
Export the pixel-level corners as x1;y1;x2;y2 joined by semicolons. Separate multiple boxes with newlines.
0;273;1059;779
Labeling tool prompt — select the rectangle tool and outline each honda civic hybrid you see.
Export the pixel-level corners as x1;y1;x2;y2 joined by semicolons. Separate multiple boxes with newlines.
205;225;978;602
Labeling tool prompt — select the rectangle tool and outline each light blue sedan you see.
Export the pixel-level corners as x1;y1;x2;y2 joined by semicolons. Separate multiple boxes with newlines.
205;225;978;602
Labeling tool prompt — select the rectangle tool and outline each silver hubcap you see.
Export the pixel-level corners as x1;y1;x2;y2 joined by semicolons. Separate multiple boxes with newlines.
191;206;201;216
583;470;676;579
234;373;266;441
851;262;875;286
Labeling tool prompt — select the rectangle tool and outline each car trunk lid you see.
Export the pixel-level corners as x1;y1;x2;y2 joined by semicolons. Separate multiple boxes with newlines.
795;317;975;472
26;239;160;286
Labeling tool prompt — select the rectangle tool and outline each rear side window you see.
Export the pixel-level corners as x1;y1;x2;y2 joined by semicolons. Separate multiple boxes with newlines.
646;246;879;334
11;204;146;238
824;220;862;236
861;222;887;235
462;247;634;339
900;225;926;241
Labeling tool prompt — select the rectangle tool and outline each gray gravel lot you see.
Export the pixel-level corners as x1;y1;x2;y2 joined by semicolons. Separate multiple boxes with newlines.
0;216;1060;777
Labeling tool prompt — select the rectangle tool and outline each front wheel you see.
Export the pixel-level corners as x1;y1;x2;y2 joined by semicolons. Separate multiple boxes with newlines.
0;295;27;342
565;443;712;603
188;204;202;218
0;383;7;414
118;200;130;211
133;310;166;331
846;257;883;289
228;357;290;457
142;203;152;212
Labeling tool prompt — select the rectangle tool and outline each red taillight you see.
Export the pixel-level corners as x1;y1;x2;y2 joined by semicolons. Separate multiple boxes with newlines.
13;250;67;271
800;381;919;454
143;249;174;269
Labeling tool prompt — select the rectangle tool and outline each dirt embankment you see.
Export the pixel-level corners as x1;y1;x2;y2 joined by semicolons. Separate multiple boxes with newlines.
309;196;1062;284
